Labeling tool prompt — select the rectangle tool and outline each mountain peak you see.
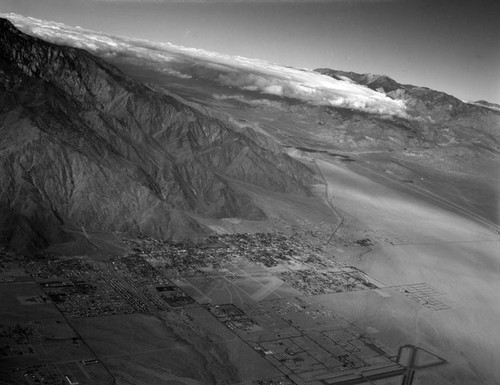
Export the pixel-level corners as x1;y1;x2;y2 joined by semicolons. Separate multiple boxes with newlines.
314;68;402;93
3;13;409;118
0;17;18;32
0;20;314;252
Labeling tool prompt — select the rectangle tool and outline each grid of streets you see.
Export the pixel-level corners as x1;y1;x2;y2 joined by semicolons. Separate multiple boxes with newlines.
391;283;450;311
1;234;447;385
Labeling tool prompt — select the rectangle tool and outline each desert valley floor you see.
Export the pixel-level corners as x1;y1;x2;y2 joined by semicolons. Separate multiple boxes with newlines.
1;13;500;385
1;135;498;385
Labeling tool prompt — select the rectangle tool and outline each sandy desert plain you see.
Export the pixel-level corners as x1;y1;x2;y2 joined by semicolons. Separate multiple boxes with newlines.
1;61;499;385
2;127;498;385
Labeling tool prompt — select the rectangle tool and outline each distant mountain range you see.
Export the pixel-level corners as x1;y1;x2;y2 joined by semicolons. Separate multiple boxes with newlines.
315;68;500;134
0;16;498;252
473;100;500;111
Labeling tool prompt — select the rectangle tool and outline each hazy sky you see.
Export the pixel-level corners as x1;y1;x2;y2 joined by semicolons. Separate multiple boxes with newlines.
1;0;499;103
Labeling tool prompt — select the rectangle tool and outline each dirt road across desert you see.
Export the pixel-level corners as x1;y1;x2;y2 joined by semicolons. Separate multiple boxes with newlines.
310;157;500;385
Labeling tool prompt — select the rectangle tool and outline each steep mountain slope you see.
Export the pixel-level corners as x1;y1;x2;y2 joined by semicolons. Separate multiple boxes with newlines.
7;13;498;156
0;18;314;252
315;68;500;152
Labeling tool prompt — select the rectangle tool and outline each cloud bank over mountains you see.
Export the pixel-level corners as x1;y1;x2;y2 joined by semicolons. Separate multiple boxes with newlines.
3;13;408;117
87;0;393;2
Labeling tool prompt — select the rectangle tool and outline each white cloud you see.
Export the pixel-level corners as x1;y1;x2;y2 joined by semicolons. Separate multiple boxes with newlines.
213;93;284;109
88;0;396;2
2;13;409;117
161;68;192;79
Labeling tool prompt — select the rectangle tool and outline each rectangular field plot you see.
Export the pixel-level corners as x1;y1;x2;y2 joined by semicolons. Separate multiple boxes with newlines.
0;283;61;323
0;318;113;385
155;285;195;308
180;275;254;305
32;256;198;318
242;376;296;385
207;302;301;342
230;275;303;301
23;256;101;283
72;310;279;384
392;283;450;311
2;361;113;385
259;297;347;331
0;320;104;361
178;270;302;306
206;303;265;334
0;255;31;283
42;280;138;318
202;297;403;384
250;329;396;383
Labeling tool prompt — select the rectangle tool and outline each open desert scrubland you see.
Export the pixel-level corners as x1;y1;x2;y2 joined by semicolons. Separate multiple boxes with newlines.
309;157;500;384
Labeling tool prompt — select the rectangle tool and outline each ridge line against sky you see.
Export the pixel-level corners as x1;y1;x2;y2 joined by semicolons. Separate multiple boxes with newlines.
86;0;396;3
1;0;499;103
3;12;410;117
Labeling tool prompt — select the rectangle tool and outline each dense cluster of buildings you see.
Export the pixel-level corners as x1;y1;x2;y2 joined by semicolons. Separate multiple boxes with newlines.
280;269;378;296
124;232;330;274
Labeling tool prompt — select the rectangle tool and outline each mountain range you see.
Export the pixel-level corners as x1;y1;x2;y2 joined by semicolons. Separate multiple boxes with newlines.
0;18;314;252
0;16;498;253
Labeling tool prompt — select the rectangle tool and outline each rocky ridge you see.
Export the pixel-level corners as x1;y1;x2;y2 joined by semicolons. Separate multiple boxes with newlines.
0;18;314;251
315;68;500;152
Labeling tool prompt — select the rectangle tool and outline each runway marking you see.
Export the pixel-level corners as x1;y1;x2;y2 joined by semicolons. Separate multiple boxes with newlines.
250;277;284;301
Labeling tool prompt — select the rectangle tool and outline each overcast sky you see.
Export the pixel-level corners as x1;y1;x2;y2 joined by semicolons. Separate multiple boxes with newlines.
2;0;499;103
